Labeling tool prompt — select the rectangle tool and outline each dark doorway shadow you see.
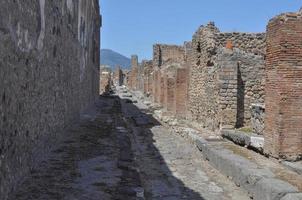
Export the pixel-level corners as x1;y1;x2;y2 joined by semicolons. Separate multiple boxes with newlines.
236;63;245;128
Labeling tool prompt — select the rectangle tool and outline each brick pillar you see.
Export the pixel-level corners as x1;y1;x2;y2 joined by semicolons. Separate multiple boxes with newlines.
264;12;302;160
154;70;161;103
144;76;148;94
131;55;139;90
148;74;153;95
163;74;168;109
156;71;162;104
152;71;157;102
174;68;187;117
160;75;165;106
166;77;175;112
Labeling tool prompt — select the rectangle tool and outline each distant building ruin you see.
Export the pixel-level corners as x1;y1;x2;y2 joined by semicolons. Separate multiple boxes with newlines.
126;9;302;161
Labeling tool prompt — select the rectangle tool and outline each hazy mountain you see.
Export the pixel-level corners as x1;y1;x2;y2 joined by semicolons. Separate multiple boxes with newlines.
100;49;131;69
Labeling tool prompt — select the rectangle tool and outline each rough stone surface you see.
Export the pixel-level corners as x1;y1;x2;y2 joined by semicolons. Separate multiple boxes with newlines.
187;22;265;131
200;143;299;200
0;1;100;199
282;161;302;175
120;89;250;200
100;67;111;94
251;103;265;135
280;193;302;200
254;178;299;200
222;129;264;152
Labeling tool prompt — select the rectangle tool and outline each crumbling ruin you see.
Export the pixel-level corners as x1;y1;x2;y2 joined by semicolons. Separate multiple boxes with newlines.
126;9;302;161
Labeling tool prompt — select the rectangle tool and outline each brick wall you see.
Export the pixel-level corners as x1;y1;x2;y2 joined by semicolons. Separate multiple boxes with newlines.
142;60;153;94
174;68;188;117
129;55;139;90
264;10;302;161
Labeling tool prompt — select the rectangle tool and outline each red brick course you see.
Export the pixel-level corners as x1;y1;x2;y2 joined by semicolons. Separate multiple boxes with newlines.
264;12;302;160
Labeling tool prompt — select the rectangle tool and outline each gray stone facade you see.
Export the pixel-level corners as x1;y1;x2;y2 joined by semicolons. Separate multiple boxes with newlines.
251;104;265;135
0;1;100;199
188;22;265;131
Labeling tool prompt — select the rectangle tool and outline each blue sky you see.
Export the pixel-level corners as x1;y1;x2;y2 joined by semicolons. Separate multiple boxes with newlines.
99;0;302;61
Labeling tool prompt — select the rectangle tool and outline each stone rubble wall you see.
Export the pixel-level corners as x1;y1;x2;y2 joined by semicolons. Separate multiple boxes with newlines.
153;44;185;67
188;22;265;131
188;23;221;131
0;1;100;199
217;48;265;129
251;104;265;135
215;32;266;56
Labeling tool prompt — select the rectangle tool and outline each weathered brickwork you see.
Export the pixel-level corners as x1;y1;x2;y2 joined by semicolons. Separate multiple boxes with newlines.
153;44;185;67
0;1;100;199
174;68;188;117
264;10;302;161
129;55;139;90
141;60;153;95
149;44;188;115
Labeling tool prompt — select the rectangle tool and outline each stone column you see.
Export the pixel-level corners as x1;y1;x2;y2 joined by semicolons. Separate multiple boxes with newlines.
131;55;138;90
264;11;302;160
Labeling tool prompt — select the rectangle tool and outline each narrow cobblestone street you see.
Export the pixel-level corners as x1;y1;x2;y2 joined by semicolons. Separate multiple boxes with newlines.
9;90;249;200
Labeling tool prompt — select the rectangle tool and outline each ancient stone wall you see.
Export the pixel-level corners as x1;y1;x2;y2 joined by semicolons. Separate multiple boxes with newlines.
264;10;302;161
113;66;123;86
174;68;188;117
100;68;111;94
153;44;185;67
251;104;265;135
188;22;265;131
188;23;221;130
142;60;153;95
129;55;139;90
215;32;266;56
217;48;265;128
0;1;100;199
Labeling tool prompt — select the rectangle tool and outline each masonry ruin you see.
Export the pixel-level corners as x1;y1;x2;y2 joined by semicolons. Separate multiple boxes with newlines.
0;1;101;199
126;9;302;161
100;67;112;94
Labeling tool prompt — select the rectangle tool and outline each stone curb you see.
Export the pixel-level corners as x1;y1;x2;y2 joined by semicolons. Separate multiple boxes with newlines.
134;92;302;200
221;129;264;153
188;132;302;200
